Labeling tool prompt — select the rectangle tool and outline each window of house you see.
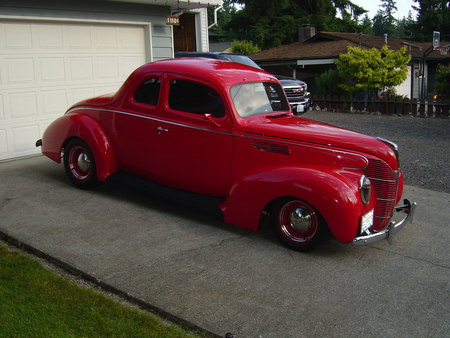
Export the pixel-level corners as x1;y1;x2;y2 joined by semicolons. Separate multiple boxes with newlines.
134;78;161;106
168;79;225;117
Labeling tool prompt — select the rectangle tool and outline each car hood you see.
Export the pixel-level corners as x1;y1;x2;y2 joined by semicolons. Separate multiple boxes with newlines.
239;114;398;169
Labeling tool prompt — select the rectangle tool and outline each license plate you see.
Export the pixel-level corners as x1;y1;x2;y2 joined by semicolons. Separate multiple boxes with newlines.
361;209;374;233
296;104;304;113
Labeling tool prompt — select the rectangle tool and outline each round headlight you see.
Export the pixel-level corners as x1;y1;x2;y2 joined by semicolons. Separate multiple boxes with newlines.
360;175;371;205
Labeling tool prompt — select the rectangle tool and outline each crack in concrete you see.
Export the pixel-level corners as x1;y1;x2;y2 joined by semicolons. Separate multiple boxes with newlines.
0;198;13;211
368;245;449;270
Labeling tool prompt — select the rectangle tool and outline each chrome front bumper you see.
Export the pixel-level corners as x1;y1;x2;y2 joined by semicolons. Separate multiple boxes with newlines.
353;199;416;245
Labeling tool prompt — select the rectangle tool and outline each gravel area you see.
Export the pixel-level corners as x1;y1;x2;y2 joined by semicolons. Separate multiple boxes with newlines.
303;110;450;194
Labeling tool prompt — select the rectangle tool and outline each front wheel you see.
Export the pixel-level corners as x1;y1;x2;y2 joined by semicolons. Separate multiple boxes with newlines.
271;198;324;252
63;139;100;189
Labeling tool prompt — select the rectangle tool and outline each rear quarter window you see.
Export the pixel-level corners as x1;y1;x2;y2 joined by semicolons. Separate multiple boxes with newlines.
134;78;161;106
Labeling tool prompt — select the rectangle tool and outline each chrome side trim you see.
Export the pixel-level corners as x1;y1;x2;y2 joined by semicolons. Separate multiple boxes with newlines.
66;106;369;169
353;199;416;245
366;176;397;183
67;107;232;137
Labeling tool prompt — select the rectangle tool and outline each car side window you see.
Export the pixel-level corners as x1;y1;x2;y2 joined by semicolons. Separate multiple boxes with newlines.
134;78;161;106
168;79;225;117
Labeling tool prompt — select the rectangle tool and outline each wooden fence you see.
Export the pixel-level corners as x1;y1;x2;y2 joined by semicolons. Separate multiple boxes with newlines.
311;95;450;118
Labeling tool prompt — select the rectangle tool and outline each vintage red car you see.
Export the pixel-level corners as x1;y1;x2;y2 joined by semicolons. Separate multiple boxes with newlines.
37;58;415;251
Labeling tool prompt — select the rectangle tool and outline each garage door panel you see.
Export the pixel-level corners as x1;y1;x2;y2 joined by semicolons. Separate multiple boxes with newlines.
8;92;38;119
98;57;120;79
94;27;119;49
69;57;94;81
5;24;33;49
36;24;64;49
120;56;144;77
0;20;147;160
12;125;40;154
41;89;68;115
0;129;7;156
119;26;145;50
0;94;4;120
65;25;92;50
39;57;66;82
5;58;35;84
69;87;96;104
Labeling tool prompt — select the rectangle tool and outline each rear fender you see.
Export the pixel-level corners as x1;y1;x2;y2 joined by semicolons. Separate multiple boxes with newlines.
220;167;365;243
41;114;117;182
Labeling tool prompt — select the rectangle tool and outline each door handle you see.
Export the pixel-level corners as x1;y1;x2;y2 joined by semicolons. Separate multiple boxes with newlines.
156;126;168;133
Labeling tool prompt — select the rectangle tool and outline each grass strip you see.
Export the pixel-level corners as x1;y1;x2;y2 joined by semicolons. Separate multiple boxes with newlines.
0;244;197;337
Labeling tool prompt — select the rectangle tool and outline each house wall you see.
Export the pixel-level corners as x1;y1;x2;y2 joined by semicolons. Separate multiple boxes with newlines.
394;65;412;98
194;8;209;52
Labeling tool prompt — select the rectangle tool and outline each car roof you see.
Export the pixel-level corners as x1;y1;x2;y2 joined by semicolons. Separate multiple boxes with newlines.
123;58;276;90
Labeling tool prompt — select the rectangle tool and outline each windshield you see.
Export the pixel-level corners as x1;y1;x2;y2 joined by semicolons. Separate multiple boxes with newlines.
230;82;290;118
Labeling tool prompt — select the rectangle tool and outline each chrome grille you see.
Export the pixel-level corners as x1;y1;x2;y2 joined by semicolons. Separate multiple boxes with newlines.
283;86;306;101
363;159;398;229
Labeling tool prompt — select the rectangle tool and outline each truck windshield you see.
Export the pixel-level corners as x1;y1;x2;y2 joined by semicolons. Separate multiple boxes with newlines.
219;54;262;69
230;82;290;118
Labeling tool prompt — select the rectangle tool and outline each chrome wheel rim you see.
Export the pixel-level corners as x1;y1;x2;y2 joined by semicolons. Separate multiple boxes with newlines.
278;200;318;243
68;145;91;180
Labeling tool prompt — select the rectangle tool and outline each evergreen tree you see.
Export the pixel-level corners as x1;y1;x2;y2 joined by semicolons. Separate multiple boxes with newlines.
396;11;415;39
372;0;399;38
222;0;368;49
360;14;373;35
411;0;450;41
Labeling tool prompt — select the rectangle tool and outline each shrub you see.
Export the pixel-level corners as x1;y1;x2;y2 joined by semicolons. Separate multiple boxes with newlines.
230;40;261;55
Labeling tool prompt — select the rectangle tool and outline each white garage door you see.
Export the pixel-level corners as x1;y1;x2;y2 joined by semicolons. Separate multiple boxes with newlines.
0;20;147;160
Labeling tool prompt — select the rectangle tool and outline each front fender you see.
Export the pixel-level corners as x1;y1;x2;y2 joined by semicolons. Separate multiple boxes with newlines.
221;166;367;243
41;114;117;182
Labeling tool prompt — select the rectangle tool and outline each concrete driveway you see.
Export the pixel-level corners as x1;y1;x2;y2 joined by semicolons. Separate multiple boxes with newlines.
0;155;449;338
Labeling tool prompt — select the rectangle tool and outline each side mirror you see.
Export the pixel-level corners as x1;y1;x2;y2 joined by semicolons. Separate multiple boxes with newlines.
204;113;222;127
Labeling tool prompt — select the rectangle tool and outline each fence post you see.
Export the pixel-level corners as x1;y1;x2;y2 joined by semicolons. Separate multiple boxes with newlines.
418;101;426;117
427;100;434;117
325;95;331;111
411;99;418;116
402;98;411;115
395;97;403;115
441;101;449;118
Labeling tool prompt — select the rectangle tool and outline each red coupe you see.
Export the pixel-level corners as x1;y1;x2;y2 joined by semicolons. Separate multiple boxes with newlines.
37;58;415;251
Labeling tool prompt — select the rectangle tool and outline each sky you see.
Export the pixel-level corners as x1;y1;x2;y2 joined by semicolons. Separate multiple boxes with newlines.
350;0;416;19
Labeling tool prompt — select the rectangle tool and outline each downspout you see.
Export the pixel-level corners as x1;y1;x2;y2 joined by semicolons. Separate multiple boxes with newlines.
208;5;222;29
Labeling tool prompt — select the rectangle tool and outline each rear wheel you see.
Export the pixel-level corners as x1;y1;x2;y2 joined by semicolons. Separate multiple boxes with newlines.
271;198;323;251
63;139;100;189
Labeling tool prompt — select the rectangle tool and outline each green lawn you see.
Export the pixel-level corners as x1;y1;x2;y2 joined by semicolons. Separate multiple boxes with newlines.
0;244;199;337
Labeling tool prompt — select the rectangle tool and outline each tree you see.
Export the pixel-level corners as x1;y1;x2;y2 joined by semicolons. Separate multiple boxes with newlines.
223;0;368;49
396;11;415;39
360;14;373;35
435;65;450;100
411;0;450;41
334;45;411;95
372;0;398;38
208;0;238;36
315;69;347;95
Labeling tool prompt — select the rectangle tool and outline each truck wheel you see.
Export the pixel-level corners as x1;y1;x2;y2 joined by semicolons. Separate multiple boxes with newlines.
271;198;323;251
64;139;100;189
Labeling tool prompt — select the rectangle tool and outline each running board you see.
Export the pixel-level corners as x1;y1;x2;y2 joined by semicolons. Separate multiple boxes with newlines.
106;172;224;218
